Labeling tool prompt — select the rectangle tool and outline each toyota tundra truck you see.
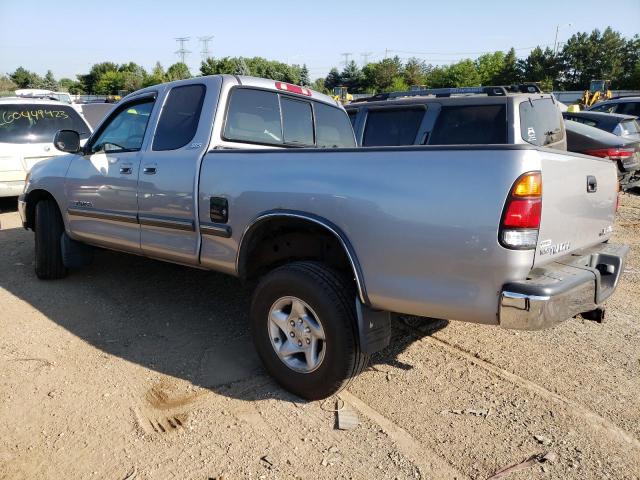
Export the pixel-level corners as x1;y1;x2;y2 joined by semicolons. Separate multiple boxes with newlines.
18;75;628;400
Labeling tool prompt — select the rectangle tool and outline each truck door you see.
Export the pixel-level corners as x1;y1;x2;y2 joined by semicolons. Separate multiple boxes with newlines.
65;94;156;252
137;82;214;265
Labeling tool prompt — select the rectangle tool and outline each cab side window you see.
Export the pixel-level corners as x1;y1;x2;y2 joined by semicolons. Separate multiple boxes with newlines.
153;84;206;151
90;99;155;153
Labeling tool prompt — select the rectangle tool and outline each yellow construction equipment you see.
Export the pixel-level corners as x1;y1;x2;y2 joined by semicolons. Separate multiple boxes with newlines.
581;79;612;108
333;86;353;104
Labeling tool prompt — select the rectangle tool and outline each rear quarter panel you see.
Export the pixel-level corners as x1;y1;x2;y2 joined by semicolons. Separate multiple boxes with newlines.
198;146;542;325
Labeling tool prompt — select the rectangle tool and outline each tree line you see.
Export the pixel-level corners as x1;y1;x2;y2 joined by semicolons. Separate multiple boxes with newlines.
2;27;638;96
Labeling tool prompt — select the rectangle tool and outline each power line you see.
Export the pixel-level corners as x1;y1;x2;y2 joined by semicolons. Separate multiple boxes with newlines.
360;52;373;66
174;37;191;64
198;35;214;60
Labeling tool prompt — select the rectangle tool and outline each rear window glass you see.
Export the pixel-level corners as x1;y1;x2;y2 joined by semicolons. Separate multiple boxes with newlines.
281;97;314;146
0;104;89;144
224;89;282;146
315;102;356;148
153;84;206;151
618;102;640;117
363;108;424;146
429;105;507;145
616;120;640;136
224;88;355;148
348;110;357;127
520;99;563;146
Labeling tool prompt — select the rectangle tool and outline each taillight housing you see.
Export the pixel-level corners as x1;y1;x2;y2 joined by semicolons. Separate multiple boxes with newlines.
275;82;312;96
499;171;542;250
583;147;635;161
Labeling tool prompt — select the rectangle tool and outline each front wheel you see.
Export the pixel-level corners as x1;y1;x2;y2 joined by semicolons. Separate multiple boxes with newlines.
34;199;67;280
250;261;368;400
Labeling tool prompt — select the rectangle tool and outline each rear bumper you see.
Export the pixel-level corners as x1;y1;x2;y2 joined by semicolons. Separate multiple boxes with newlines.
0;180;25;198
499;242;628;330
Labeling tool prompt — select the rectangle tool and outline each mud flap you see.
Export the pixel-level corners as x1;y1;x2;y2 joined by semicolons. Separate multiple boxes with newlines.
61;233;94;269
355;298;391;354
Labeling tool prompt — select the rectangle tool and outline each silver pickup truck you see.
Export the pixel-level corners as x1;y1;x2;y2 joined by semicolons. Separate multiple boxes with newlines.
19;75;628;399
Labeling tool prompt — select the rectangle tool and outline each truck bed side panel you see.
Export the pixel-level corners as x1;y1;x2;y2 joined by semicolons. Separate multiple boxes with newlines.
198;147;541;325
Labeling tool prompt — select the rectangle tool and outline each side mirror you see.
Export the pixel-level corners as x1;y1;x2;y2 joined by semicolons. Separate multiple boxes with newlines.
53;129;81;153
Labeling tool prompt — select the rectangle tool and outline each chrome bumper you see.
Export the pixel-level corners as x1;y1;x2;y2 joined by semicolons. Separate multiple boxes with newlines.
500;242;629;330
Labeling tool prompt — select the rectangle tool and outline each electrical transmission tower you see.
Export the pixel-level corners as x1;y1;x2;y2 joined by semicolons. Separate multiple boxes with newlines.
340;52;353;67
360;52;373;66
198;36;214;60
174;37;191;64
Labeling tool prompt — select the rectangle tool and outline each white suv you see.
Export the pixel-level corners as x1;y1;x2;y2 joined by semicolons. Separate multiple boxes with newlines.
0;97;91;197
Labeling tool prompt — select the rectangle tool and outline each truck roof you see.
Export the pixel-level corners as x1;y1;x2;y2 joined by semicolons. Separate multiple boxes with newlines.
345;92;555;109
121;75;341;109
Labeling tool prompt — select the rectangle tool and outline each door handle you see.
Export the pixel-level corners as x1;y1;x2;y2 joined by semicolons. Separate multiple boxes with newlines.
119;167;132;174
143;166;157;175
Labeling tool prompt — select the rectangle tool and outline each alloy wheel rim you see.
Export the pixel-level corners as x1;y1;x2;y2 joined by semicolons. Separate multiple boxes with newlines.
268;296;326;373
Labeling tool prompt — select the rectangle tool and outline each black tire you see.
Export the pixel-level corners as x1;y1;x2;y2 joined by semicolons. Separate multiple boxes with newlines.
250;261;369;400
34;199;67;280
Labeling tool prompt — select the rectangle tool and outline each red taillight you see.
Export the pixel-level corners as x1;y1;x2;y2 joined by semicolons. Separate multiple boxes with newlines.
499;171;542;249
503;198;542;228
583;148;634;161
275;82;312;96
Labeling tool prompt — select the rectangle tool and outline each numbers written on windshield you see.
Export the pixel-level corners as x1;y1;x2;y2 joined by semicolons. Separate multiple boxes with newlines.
0;109;70;127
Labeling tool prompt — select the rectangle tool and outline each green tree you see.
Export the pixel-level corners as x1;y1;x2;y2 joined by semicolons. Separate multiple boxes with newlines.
78;62;119;93
444;59;481;87
143;62;166;87
475;51;505;85
494;48;521;85
94;71;124;95
166;62;192;81
340;61;364;92
299;64;310;86
0;75;17;95
10;67;40;88
42;70;58;91
311;78;327;93
402;57;427;87
324;68;342;91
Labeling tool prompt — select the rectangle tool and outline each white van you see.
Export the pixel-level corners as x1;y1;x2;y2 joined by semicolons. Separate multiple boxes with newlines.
0;98;91;197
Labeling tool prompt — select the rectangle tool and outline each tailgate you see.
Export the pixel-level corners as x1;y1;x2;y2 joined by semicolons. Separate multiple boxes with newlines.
534;151;617;267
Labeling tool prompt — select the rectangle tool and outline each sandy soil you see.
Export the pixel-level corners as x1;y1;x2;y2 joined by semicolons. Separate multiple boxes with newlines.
0;193;638;480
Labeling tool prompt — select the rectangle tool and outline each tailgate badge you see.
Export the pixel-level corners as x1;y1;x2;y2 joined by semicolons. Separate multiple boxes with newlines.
539;239;571;256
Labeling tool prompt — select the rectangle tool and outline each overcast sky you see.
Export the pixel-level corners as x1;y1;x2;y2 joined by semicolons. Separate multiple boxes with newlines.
1;0;639;81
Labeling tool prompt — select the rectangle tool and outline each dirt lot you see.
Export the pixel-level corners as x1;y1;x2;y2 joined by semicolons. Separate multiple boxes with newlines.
1;194;639;480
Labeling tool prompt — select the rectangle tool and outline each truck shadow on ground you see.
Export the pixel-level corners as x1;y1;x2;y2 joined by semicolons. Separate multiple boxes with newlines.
0;226;447;402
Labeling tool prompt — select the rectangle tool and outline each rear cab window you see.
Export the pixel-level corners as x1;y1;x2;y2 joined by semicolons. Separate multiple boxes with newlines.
223;88;355;148
428;105;507;145
520;98;564;146
0;104;90;144
363;108;424;146
153;84;206;151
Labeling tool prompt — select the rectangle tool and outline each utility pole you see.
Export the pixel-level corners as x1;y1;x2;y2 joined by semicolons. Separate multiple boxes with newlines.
360;52;373;66
174;37;191;64
384;48;390;59
553;23;572;56
340;52;353;68
198;36;214;60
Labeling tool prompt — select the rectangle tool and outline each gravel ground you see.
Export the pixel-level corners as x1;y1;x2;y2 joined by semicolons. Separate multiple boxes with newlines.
0;193;638;480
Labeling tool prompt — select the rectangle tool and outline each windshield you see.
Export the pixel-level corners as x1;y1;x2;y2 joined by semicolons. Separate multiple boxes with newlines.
0;104;90;144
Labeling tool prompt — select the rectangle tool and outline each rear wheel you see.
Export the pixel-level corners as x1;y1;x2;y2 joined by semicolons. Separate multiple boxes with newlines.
250;261;368;400
34;199;67;280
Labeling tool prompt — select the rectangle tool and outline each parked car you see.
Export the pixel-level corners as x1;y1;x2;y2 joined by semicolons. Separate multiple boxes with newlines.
19;75;627;399
565;119;640;190
587;96;640;117
0;97;91;197
346;85;567;149
562;111;640;141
